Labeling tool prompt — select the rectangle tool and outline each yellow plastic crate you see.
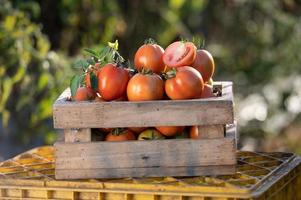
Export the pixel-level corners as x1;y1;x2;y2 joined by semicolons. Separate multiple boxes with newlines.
0;146;300;200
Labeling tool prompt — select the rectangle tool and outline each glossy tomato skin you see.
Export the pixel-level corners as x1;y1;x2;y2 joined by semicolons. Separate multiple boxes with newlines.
163;41;196;68
190;126;199;139
192;50;215;83
105;130;136;141
75;87;96;101
127;73;164;101
134;44;165;73
165;66;204;100
97;63;130;101
155;126;185;137
200;84;215;98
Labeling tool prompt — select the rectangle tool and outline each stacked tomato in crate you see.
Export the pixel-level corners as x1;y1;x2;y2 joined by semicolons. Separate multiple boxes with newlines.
53;40;236;179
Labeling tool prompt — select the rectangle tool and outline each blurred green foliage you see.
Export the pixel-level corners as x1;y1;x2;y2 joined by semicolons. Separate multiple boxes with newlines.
0;0;70;144
0;0;300;153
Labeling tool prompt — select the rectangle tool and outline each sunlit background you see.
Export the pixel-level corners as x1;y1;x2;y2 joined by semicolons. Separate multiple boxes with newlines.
0;0;301;160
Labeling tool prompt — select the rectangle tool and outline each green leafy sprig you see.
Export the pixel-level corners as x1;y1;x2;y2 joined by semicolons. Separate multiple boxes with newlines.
70;40;127;98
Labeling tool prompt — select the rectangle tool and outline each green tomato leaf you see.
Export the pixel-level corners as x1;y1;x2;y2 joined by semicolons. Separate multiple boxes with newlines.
90;73;98;91
72;60;90;70
87;58;96;65
98;46;111;61
70;74;82;98
84;48;100;58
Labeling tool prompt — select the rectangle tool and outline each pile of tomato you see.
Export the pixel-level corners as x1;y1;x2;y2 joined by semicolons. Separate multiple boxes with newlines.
71;39;216;141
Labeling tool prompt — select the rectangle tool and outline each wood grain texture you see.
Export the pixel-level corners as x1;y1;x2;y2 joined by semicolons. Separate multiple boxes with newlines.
55;165;236;179
54;125;236;179
55;137;236;169
197;125;224;139
64;128;91;143
53;82;234;128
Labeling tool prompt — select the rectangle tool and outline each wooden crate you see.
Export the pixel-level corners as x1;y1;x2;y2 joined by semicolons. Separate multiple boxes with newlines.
53;81;236;179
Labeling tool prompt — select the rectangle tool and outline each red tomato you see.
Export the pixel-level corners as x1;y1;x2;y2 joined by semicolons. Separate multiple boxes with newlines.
192;50;215;83
134;43;165;73
190;126;199;139
105;129;136;141
155;126;185;137
127;73;164;101
165;66;204;100
200;84;215;98
75;87;96;101
97;63;130;101
163;41;197;67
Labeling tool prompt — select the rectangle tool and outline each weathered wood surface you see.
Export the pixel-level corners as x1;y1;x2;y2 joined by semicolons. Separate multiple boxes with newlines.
64;128;91;143
53;82;234;128
55;137;235;169
55;165;236;179
197;125;225;139
55;125;236;179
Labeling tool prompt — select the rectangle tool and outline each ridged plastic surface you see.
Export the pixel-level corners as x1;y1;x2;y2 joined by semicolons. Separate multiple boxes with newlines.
0;146;300;200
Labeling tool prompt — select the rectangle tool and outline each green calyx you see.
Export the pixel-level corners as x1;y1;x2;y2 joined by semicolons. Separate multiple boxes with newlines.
179;36;205;49
162;68;177;80
140;67;154;75
144;38;157;45
112;128;126;136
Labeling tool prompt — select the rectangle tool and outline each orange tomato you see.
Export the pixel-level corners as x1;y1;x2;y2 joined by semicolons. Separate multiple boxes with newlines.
127;73;164;101
134;43;165;73
97;63;130;101
189;126;199;139
192;50;215;83
155;126;185;137
200;84;215;98
105;129;136;141
128;127;147;134
165;66;204;100
75;87;96;101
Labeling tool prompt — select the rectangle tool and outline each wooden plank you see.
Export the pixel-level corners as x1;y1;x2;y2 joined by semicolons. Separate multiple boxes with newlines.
53;82;234;128
55;131;236;170
226;122;237;147
197;125;224;139
64;128;91;143
55;165;236;179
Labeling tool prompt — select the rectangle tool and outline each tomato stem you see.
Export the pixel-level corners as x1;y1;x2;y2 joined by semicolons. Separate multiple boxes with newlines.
192;36;205;49
161;68;177;80
144;38;157;45
111;128;125;136
140;67;154;75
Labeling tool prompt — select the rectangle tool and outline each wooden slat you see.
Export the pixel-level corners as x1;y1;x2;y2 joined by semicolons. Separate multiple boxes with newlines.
226;122;237;147
197;125;224;139
64;128;91;143
55;165;236;180
53;82;234;128
55;136;235;169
